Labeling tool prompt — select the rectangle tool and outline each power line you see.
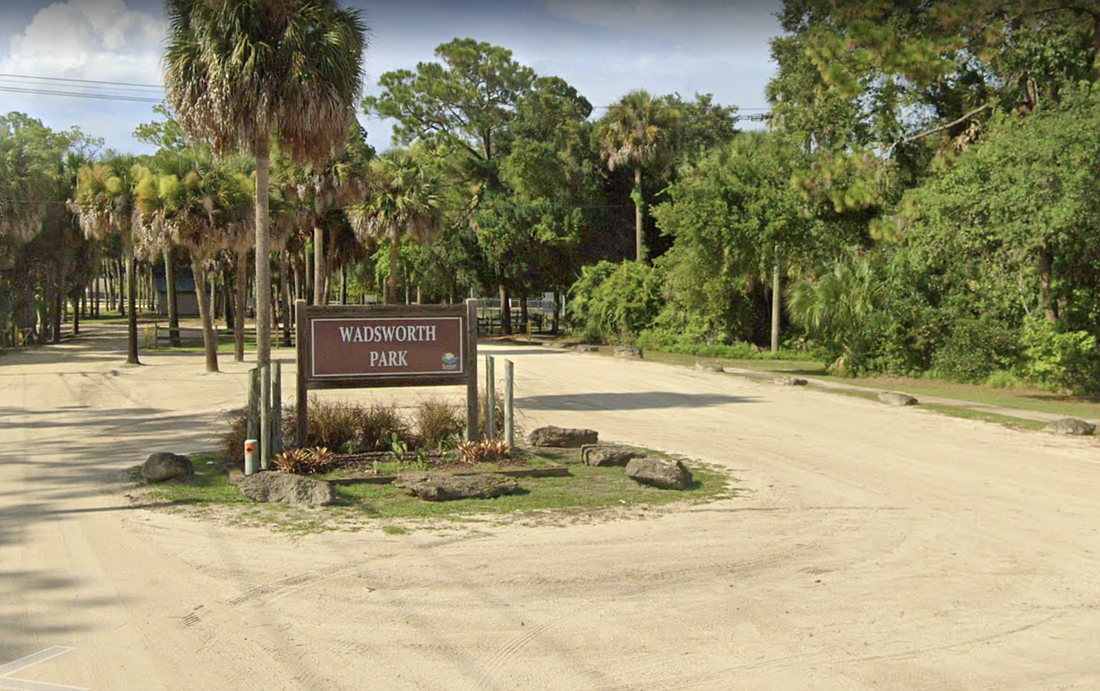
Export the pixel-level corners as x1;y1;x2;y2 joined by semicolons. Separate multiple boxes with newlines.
0;85;162;104
0;72;162;90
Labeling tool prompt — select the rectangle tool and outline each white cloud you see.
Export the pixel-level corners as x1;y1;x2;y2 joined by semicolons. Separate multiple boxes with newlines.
1;0;163;84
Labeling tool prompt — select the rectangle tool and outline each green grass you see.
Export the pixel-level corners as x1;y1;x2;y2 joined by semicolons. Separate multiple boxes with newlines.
132;450;732;531
921;404;1048;431
640;348;1100;423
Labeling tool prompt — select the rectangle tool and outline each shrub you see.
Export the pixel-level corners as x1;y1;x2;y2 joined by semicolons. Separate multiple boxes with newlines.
1018;318;1100;394
273;447;336;475
415;398;464;448
221;412;249;468
930;317;1020;383
457;440;509;464
282;399;410;453
568;260;662;343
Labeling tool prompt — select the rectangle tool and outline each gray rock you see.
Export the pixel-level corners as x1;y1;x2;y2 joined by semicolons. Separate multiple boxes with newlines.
879;392;918;407
613;345;643;359
695;361;724;373
1044;418;1096;436
774;376;808;386
395;473;520;501
235;471;335;507
625;457;694;490
575;344;598;353
528;425;599;447
581;444;647;467
141;452;194;483
547;341;572;349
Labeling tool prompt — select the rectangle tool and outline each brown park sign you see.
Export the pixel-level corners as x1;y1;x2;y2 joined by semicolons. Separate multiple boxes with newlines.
295;301;479;445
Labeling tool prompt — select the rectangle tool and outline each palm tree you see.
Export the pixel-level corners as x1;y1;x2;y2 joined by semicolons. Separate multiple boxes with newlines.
597;90;676;263
787;257;884;376
70;158;141;364
347;151;440;304
163;0;368;372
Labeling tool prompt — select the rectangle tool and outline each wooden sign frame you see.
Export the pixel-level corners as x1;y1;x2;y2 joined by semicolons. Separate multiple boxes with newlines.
295;299;479;447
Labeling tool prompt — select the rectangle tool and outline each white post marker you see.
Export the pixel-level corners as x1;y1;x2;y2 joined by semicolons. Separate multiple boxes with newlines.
244;438;258;476
0;646;87;691
504;359;514;450
485;355;496;440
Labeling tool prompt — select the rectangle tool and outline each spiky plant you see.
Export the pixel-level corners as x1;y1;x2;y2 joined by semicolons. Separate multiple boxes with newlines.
597;90;677;263
163;0;368;371
346;150;440;304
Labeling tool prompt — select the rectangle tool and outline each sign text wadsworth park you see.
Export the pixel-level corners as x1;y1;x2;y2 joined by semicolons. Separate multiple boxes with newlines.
295;301;478;445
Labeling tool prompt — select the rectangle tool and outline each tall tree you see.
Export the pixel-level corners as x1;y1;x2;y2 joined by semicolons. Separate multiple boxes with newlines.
347;150;441;304
163;0;368;373
597;90;677;262
70;157;141;364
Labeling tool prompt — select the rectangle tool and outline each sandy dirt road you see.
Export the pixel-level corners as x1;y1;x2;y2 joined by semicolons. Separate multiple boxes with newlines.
2;322;1100;690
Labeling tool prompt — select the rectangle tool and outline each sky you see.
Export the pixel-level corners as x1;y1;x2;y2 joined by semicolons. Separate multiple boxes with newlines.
0;0;784;155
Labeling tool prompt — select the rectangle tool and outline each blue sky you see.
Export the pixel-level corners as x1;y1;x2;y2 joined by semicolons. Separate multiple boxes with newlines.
0;0;783;154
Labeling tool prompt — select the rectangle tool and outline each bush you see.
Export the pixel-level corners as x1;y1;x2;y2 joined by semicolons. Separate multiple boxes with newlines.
221;412;249;468
479;389;505;441
568;260;662;343
1018;318;1100;394
930;317;1020;383
282;399;410;453
415;398;464;448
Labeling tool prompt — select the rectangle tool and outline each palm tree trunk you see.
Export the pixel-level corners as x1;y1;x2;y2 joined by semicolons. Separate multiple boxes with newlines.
235;249;248;362
324;224;336;300
500;284;512;335
280;248;292;347
771;247;780;354
634;165;644;263
192;259;219;372
341;264;348;305
255;138;272;370
388;230;400;305
313;225;325;306
125;240;140;365
164;248;181;347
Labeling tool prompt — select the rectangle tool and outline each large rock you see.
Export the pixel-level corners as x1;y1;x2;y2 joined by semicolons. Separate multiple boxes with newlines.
395;473;520;501
141;452;194;483
581;444;647;467
774;376;808;386
1044;418;1096;436
614;345;643;359
528;426;599;447
695;361;724;373
235;471;335;507
879;392;918;407
625;457;694;490
575;344;598;353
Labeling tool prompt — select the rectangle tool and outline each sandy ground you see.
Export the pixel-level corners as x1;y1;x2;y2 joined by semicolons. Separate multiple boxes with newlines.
2;322;1100;691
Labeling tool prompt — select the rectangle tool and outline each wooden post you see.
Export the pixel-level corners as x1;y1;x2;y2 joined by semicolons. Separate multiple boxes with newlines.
260;363;271;469
504;359;514;450
295;299;309;448
486;354;496;440
465;299;479;442
247;367;260;444
272;360;283;456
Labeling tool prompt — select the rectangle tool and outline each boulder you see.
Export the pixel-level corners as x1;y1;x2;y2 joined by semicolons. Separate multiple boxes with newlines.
879;392;918;407
774;376;808;386
547;341;572;349
141;452;194;483
395;473;520;501
625;457;694;490
575;344;598;353
581;444;647;467
235;471;335;507
614;345;643;359
1044;418;1096;436
528;425;599;447
695;361;724;373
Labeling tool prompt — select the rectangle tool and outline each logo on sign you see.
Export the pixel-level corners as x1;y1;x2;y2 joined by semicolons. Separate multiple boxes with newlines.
441;352;459;371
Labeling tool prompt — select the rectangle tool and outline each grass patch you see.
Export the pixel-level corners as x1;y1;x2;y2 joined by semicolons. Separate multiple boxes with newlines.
130;450;731;531
921;404;1048;431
